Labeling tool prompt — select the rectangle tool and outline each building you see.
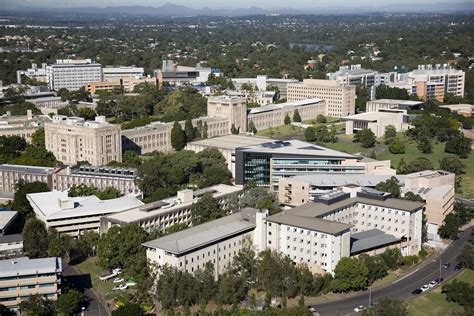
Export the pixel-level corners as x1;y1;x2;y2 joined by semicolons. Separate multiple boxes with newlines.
0;234;23;258
440;104;473;117
44;115;122;166
0;257;62;310
28;96;62;110
287;79;356;117
27;190;143;236
327;65;377;88
366;99;424;112
0;164;56;193
0;111;52;143
186;135;270;177
343;108;413;137
155;60;220;86
207;96;248;133
231;76;299;99
0;211;18;236
100;184;243;234
46;59;102;91
17;63;48;83
259;188;424;274
102;66;144;81
121;117;229;155
234;139;394;191
86;77;157;94
143;208;262;279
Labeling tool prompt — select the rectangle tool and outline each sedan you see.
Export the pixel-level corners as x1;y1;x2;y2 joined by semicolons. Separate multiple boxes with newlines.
412;289;423;295
442;263;450;269
118;284;128;290
429;280;438;288
112;286;121;291
435;277;444;283
113;278;124;283
421;285;430;292
354;306;366;313
454;263;462;271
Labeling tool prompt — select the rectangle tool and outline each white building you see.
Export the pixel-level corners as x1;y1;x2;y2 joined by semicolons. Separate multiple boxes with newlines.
47;59;102;91
366;99;424;112
343;108;413;137
102;66;145;81
27;190;143;236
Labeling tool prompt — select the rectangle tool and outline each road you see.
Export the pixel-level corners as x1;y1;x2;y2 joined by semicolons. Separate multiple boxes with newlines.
455;196;474;208
63;263;110;316
311;227;472;315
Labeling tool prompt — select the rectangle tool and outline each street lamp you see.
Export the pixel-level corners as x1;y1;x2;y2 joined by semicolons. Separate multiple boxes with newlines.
81;306;86;316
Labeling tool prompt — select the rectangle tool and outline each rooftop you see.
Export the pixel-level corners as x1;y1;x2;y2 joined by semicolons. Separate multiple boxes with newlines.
237;139;357;159
0;164;56;175
0;233;23;244
368;99;424;105
289;174;406;188
0;211;18;231
343;109;407;121
143;208;258;254
248;98;324;115
187;134;270;150
0;257;62;278
265;212;352;235
350;228;401;254
27;191;143;221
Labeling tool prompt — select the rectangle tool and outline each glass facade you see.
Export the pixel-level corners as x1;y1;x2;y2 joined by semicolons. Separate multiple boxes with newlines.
243;153;271;186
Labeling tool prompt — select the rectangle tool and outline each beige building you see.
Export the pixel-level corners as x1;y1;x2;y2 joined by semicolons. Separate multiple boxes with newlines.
0;257;62;310
45;115;122;166
121;117;229;155
287;79;356;117
440;104;473;117
0;164;55;193
0;110;51;143
366;99;424;112
344;108;412;137
207;96;248;132
86;76;157;94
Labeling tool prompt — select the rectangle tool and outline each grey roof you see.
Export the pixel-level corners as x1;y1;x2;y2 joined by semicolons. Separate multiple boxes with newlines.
237;139;357;159
0;257;62;278
187;134;270;150
265;212;352;235
350;229;401;254
368;99;424;105
249;98;324;115
143;208;259;254
0;211;18;231
0;234;23;244
0;164;56;175
291;197;424;218
290;174;406;188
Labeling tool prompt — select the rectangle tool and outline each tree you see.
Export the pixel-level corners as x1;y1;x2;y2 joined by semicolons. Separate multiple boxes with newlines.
406;157;434;173
316;115;327;124
371;297;408;316
375;177;401;198
417;137;433;154
439;156;465;175
380;248;403;270
18;294;54;316
355;129;376;148
229;237;258;287
284;113;291;125
171;121;186;151
194;262;218;304
240;187;280;215
331;257;368;292
217;272;247;305
230;123;239;135
384;125;397;144
248;120;257;134
397;158;408;174
305;126;316;141
31;128;45;148
23;217;48;258
191;192;222;225
112;303;144;316
184;118;195;141
445;133;472;158
438;213;461;239
0;305;15;316
403;192;424;202
442;280;474;311
293;109;302;122
12;180;50;221
257;250;299;298
76;107;97;121
458;243;474;269
388;139;405;154
359;254;388;285
97;226;123;269
375;84;409;100
203;122;208;138
55;289;85;315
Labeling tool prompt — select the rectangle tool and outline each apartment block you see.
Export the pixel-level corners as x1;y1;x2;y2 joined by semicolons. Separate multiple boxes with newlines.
121;117;229;155
44;115;122;166
287;79;356;117
101;184;243;234
46;59;102;91
0;257;62;310
27;190;143;236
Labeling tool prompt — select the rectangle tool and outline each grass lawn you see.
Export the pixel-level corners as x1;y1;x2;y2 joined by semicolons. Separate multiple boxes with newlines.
257;124;304;139
406;269;474;316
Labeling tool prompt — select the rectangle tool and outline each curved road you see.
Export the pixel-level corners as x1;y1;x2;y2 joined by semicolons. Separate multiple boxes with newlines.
311;227;472;315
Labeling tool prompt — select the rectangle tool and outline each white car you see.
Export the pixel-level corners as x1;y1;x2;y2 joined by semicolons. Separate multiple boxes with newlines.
112;268;122;274
421;284;430;292
113;278;124;283
112;286;121;291
429;280;438;288
354;306;366;313
118;284;128;290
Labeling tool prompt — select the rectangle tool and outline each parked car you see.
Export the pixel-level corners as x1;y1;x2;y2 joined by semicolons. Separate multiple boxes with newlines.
421;284;430;292
112;268;122;274
118;284;128;290
412;289;423;295
442;263;450;269
454;263;462;271
113;278;124;283
354;306;366;313
112;286;121;291
435;277;444;283
429;280;438;288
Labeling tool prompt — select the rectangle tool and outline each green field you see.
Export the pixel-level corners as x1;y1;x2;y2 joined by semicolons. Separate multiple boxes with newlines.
406;269;474;316
256;124;304;139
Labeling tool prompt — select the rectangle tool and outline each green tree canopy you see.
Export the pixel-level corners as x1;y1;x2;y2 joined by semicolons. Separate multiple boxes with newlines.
331;257;368;292
23;217;49;258
171;121;187;151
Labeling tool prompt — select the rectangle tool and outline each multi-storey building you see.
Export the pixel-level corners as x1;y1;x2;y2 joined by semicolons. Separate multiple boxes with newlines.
207;96;248;133
27;190;143;236
121;117;229;155
326;65;377;88
46;59;102;91
154;60;220;86
102;66;144;81
366;99;424;112
0;164;56;193
0;257;62;310
0;234;23;258
234;139;395;191
343;108;413;137
86;77;157;94
100;184;243;234
0;110;51;143
231;76;299;99
287;79;356;117
44;115;122;166
143;208;262;279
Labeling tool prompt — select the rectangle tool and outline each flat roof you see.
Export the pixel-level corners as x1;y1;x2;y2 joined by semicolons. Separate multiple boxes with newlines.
187;134;270;150
265;212;352;235
368;99;424;105
405;170;453;179
350;228;401;254
249;98;323;115
237;139;357;159
0;257;61;277
104;184;243;224
143;208;258;254
27;191;143;221
289;174;406;188
0;233;23;244
343;110;406;121
0;211;18;231
0;164;56;175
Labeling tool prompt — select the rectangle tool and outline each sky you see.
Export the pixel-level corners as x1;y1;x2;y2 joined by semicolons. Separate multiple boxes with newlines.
4;0;455;10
